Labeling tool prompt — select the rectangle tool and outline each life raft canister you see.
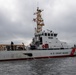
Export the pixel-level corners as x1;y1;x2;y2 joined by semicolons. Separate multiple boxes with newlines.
42;45;45;48
44;44;49;48
42;44;49;49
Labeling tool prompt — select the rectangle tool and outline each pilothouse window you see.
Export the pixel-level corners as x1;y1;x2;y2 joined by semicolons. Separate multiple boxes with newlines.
51;34;53;36
45;33;47;36
48;33;50;36
54;34;57;37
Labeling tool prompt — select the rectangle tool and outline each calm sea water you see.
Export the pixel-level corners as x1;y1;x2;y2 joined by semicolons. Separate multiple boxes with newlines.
0;57;76;75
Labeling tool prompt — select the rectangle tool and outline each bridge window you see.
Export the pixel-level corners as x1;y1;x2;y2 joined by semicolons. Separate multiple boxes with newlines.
45;33;47;36
48;33;50;36
51;34;53;36
54;34;57;37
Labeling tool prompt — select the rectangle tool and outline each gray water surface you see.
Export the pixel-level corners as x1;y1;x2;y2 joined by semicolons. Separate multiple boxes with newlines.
0;57;76;75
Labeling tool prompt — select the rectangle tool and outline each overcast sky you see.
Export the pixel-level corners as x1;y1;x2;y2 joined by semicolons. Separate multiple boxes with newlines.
0;0;76;46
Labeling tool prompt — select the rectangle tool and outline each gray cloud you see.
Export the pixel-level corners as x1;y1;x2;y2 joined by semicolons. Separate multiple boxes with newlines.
0;0;76;46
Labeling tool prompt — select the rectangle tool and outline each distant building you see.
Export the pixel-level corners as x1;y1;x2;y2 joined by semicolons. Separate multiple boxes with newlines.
0;44;26;51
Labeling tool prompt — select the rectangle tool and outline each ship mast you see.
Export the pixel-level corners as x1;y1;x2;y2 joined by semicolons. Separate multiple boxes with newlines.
33;7;44;33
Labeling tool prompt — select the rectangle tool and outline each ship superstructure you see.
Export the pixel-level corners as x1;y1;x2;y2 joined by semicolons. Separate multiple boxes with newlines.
31;7;69;50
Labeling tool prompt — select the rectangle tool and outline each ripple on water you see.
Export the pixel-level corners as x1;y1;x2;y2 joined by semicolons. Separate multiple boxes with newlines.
0;57;76;75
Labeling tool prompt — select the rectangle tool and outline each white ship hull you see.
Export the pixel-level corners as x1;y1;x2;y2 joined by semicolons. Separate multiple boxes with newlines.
0;48;76;61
